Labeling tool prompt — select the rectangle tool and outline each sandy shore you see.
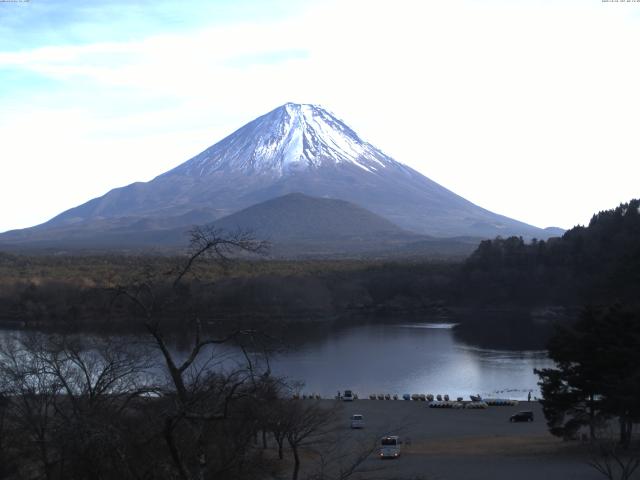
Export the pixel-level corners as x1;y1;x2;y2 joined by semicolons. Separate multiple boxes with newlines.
305;399;603;480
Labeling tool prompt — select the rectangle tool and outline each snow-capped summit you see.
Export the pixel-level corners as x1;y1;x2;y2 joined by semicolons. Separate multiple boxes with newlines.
167;103;400;177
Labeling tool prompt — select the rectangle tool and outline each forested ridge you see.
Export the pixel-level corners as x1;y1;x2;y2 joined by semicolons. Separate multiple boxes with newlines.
459;199;640;307
0;200;639;332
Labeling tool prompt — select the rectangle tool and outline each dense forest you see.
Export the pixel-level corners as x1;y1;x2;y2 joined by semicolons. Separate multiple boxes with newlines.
452;199;640;348
0;256;455;331
0;200;638;340
459;198;640;307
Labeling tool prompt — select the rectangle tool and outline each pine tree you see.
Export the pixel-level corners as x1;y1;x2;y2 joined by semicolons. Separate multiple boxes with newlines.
536;306;640;446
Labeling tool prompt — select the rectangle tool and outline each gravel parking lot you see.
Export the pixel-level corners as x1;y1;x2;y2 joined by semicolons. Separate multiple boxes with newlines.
319;399;604;480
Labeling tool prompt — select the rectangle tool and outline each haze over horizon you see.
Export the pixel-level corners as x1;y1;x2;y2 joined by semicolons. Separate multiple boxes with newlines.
1;0;639;234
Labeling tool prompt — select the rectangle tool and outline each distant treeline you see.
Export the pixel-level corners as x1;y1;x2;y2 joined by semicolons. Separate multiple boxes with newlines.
0;257;456;330
1;199;639;334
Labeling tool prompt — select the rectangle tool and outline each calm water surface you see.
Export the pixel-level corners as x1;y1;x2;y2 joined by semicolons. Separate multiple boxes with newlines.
2;322;553;400
265;322;552;400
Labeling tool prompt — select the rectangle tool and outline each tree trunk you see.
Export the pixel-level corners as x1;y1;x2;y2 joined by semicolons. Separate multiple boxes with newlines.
619;415;632;449
588;395;597;440
197;450;206;480
277;438;284;460
39;441;55;480
290;443;300;480
195;421;209;480
164;418;191;480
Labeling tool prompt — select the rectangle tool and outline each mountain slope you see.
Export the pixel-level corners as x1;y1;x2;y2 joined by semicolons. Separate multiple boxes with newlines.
0;103;560;248
210;193;479;258
212;193;409;240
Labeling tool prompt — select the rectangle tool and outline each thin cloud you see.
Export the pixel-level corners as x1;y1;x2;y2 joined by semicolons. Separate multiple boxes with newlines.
0;0;639;232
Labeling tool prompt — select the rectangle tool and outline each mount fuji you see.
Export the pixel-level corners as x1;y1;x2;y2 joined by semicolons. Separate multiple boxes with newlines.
0;103;560;251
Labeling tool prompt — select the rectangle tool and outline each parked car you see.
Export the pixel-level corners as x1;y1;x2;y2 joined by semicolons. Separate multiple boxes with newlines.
342;390;354;401
510;411;534;422
379;436;402;458
350;414;364;429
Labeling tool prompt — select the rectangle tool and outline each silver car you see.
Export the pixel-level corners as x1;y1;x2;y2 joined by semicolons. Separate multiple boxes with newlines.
350;414;364;429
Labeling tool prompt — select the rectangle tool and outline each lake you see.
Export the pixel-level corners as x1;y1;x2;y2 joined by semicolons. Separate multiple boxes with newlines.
1;321;554;401
262;322;553;400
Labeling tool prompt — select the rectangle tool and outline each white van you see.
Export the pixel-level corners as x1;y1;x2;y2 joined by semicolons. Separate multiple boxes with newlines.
342;390;354;401
350;414;364;429
379;435;402;458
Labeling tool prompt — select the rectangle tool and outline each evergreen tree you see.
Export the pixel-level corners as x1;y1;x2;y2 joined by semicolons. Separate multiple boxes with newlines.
536;306;640;446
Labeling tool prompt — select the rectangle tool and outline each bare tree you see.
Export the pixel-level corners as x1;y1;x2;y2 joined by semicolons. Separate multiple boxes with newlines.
0;228;280;480
281;400;337;480
112;226;270;480
0;334;152;480
588;425;640;480
269;400;290;460
0;392;17;479
306;434;380;480
0;335;64;479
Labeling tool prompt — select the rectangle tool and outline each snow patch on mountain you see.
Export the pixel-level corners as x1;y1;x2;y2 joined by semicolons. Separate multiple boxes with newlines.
166;103;398;178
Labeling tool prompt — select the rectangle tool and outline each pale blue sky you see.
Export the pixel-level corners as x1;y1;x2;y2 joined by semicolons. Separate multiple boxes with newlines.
0;0;301;48
1;0;639;233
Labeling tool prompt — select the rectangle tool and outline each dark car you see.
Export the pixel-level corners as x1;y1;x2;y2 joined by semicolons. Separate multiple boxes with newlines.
510;411;534;422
